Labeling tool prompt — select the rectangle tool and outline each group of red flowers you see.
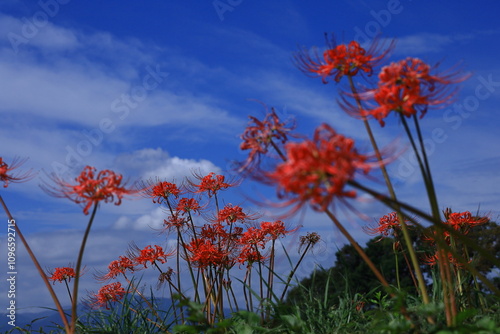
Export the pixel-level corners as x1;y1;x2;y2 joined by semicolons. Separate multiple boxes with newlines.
0;34;479;319
364;209;489;268
41;171;296;309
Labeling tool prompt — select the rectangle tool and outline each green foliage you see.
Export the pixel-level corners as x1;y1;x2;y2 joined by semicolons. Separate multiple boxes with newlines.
286;236;417;308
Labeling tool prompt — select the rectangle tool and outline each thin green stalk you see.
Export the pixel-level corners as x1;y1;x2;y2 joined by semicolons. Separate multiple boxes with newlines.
279;241;312;302
265;239;276;320
348;75;431;305
393;243;401;290
166;198;201;304
401;114;457;324
64;279;73;304
71;202;99;333
400;115;440;220
0;195;70;333
253;244;265;319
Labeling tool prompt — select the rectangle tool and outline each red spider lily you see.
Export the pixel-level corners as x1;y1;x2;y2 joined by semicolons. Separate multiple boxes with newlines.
142;179;181;204
185;238;232;269
135;245;172;268
260;220;292;240
99;256;136;281
444;209;488;233
48;267;77;284
266;124;372;212
239;226;267;249
0;157;34;188
163;212;187;230
364;212;412;238
237;226;268;266
239;107;295;172
237;246;265;265
199;222;225;241
176;197;202;214
360;58;466;126
91;282;126;309
43;166;137;215
191;172;234;197
217;204;253;224
422;251;466;269
294;36;392;83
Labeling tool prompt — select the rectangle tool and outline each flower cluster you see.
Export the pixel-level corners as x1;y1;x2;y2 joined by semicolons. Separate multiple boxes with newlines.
364;212;412;239
422;209;488;268
44;166;137;215
192;172;233;197
48;267;77;284
134;245;172;268
0;157;33;188
239;107;294;172
99;256;136;281
267;123;372;212
361;58;464;126
444;209;488;234
91;282;126;309
143;180;181;204
294;37;391;83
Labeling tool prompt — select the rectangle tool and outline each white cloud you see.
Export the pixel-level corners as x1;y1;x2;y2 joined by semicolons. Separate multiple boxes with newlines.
0;13;80;52
113;207;165;231
114;147;221;183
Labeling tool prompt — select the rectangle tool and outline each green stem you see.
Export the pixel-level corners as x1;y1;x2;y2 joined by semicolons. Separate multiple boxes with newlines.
0;195;70;333
347;75;431;305
71;202;99;333
394;243;401;290
279;241;311;302
324;208;391;291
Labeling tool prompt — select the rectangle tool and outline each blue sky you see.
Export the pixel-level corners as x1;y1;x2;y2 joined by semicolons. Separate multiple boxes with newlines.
1;0;500;326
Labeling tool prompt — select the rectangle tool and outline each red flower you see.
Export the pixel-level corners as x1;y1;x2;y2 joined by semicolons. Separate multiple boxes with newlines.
267;124;372;212
176;197;201;214
0;157;33;188
294;36;392;83
44;166;137;215
135;245;172;268
444;209;488;233
237;246;264;265
239;226;267;249
422;251;466;269
163;212;187;230
361;58;466;126
364;212;411;238
100;256;136;281
217;204;251;224
48;267;77;284
239;107;294;171
260;220;291;240
142;179;181;204
92;282;126;309
192;172;233;197
186;238;231;269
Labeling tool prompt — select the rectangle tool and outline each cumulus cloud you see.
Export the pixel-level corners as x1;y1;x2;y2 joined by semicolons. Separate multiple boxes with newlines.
114;147;221;182
113;207;165;231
